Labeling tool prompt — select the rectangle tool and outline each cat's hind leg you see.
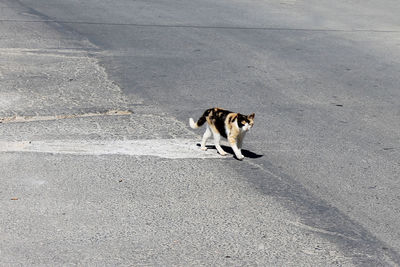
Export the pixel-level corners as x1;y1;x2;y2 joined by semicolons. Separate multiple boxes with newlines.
212;131;228;156
200;126;212;151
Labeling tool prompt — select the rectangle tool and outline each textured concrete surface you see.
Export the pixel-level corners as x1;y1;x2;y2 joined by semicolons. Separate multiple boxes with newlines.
1;0;400;265
0;153;356;266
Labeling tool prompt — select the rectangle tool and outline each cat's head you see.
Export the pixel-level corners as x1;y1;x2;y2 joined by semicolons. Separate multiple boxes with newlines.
239;113;255;131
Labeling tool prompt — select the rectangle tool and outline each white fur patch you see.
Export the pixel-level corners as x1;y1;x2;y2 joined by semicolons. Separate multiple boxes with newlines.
189;118;198;129
242;123;252;131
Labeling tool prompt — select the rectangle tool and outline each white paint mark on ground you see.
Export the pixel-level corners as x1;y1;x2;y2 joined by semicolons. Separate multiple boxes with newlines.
0;139;223;159
0;110;132;123
0;48;94;57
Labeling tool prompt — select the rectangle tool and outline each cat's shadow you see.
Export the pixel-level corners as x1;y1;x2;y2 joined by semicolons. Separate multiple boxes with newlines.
197;144;263;159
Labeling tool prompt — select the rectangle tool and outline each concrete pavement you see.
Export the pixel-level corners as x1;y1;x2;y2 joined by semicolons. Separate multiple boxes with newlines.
1;0;400;265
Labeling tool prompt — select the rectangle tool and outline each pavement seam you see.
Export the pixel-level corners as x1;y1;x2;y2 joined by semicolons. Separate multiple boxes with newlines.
1;19;400;33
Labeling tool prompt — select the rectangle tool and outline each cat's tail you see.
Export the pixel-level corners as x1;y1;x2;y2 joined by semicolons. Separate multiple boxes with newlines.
189;116;207;129
190;109;212;129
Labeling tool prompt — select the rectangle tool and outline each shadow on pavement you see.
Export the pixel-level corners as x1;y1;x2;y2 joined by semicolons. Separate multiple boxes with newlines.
196;143;263;159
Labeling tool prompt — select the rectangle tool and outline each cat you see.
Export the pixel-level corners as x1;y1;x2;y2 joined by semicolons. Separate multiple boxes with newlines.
189;108;255;160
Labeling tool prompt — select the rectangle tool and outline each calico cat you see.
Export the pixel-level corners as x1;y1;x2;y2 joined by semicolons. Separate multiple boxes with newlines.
189;108;255;160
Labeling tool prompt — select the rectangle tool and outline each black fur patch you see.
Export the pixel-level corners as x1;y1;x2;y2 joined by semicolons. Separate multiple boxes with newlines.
237;114;249;128
211;109;231;138
196;108;213;127
196;116;206;127
228;114;237;124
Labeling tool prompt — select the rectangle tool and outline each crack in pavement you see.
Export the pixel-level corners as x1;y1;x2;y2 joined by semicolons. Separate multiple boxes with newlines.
1;18;400;33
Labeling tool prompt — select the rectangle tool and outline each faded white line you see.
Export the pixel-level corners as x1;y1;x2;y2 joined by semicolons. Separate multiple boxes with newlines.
0;139;223;159
0;110;132;123
0;48;96;57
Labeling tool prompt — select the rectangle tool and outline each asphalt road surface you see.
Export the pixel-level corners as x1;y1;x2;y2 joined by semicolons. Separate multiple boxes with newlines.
1;0;400;265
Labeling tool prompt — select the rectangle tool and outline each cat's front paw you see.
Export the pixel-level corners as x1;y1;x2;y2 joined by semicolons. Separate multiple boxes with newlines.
236;155;245;160
200;146;208;151
219;151;228;156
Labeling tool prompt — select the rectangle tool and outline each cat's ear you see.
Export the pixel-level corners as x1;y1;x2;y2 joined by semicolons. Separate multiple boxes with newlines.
248;113;255;119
